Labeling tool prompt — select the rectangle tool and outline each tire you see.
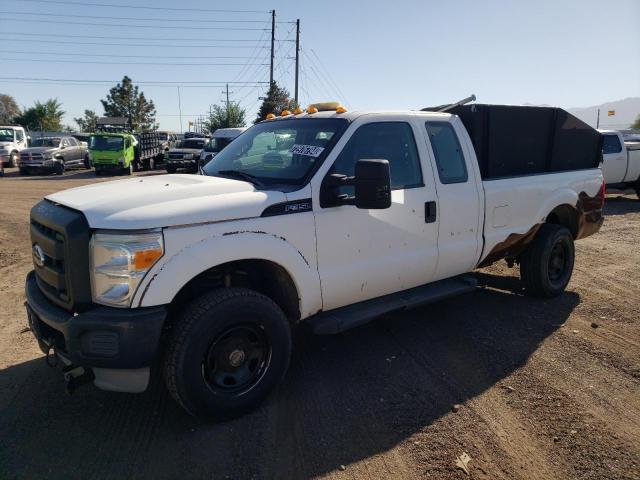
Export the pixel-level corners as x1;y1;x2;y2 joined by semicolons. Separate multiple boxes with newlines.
54;161;64;176
84;155;91;169
166;166;177;174
520;224;575;298
9;151;18;168
122;164;133;176
164;288;292;419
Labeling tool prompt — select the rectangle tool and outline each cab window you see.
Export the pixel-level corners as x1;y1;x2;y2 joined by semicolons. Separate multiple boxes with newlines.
331;122;423;193
425;122;468;184
602;134;622;154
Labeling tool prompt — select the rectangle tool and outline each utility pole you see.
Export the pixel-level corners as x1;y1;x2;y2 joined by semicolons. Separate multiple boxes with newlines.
596;108;600;129
270;10;275;86
222;83;234;127
177;86;183;133
294;19;300;104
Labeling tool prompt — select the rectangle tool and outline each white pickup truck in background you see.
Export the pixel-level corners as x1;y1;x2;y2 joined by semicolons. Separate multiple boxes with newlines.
600;129;640;198
24;101;604;418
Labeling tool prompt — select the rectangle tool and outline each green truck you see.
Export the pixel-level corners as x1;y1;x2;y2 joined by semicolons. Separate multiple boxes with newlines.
88;117;165;176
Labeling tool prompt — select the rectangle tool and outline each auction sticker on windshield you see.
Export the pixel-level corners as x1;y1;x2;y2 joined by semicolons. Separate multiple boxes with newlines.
290;144;325;157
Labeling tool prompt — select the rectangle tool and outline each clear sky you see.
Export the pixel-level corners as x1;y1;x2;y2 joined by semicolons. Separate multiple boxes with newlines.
2;0;639;131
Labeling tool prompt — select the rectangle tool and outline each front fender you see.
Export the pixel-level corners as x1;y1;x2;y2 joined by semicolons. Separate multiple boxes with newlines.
133;229;322;319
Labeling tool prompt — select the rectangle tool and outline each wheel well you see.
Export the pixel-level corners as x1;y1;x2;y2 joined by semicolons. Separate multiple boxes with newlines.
546;205;579;239
168;259;300;324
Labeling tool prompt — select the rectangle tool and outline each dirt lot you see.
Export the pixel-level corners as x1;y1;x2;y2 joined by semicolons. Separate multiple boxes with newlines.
0;167;638;480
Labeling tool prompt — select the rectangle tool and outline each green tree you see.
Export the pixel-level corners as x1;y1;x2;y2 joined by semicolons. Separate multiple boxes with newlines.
203;103;246;134
14;98;65;131
0;94;20;124
100;76;156;131
632;114;640;130
255;82;298;123
74;109;99;132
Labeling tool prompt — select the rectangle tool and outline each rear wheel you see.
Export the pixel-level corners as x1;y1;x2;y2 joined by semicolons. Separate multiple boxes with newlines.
520;224;574;297
164;288;292;419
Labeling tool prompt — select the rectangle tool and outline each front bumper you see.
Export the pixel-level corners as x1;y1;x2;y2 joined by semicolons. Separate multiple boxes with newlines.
166;159;197;168
25;271;167;370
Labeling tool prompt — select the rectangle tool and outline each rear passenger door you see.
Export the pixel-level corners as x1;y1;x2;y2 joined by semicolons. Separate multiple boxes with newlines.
601;134;626;184
422;119;483;280
313;116;440;310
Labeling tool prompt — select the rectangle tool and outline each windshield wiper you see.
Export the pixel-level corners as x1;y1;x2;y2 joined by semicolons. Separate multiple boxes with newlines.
216;169;264;187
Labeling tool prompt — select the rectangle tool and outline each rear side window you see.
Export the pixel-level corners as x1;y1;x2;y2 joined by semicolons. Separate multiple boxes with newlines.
602;134;622;154
425;122;468;184
16;129;24;142
68;138;78;146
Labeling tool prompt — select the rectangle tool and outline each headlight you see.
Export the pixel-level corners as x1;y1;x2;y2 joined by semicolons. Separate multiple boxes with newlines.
42;152;52;159
90;231;164;308
184;153;193;159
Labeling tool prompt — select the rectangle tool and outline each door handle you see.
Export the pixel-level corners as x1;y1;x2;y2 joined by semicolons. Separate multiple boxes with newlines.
425;201;437;223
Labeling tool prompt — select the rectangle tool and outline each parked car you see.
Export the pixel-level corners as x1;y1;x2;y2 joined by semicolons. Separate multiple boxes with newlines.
24;102;604;418
599;129;640;198
0;125;28;167
165;137;207;173
200;127;247;166
18;136;89;175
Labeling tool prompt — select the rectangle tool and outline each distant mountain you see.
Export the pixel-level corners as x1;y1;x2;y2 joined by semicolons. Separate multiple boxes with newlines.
568;97;640;130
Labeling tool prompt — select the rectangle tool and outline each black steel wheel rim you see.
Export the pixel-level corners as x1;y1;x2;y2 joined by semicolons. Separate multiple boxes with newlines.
548;241;568;282
202;324;271;394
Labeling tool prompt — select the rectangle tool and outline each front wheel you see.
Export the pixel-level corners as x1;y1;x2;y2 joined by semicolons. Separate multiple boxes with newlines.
84;155;91;169
520;224;575;298
164;288;292;419
166;166;177;174
9;152;18;168
54;161;64;176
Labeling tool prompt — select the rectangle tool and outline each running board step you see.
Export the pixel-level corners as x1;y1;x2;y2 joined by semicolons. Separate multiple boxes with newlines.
310;275;478;335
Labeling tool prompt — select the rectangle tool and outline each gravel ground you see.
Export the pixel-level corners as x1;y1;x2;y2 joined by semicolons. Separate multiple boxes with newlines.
0;167;638;480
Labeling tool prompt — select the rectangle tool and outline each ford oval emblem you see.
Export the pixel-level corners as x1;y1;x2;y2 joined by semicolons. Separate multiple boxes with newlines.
32;244;46;267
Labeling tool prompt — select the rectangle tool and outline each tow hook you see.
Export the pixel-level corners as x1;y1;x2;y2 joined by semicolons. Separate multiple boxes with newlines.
62;365;95;395
45;344;59;367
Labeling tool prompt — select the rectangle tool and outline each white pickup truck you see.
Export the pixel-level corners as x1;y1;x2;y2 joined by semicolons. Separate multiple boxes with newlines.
24;103;604;418
600;129;640;198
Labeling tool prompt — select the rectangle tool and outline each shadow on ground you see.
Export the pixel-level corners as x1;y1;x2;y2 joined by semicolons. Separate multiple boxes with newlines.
0;273;579;479
603;194;640;216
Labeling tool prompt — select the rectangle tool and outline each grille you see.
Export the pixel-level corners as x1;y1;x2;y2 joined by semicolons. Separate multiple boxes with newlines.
30;200;92;312
168;153;183;160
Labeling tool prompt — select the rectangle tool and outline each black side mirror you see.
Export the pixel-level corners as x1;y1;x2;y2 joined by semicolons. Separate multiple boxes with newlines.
320;159;391;209
354;159;391;209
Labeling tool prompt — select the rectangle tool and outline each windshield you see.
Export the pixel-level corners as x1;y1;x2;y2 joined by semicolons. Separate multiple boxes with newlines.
203;118;348;186
204;137;233;152
179;139;206;149
0;128;15;142
89;135;124;151
32;137;61;147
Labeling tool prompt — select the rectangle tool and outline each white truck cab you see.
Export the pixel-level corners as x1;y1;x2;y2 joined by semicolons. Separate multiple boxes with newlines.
24;103;604;418
599;129;640;197
0;125;28;168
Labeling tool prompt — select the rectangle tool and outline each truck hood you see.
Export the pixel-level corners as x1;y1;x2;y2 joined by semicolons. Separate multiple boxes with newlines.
22;147;57;154
45;174;285;230
168;148;202;155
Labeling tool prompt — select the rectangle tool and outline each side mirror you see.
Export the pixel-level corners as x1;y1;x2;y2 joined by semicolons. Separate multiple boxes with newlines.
354;159;391;209
320;159;391;209
60;144;66;149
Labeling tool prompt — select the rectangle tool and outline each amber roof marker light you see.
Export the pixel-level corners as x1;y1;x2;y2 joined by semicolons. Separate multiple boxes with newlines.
266;113;276;120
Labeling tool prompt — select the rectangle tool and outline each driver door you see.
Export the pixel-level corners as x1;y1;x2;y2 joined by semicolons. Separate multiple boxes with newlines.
312;115;440;311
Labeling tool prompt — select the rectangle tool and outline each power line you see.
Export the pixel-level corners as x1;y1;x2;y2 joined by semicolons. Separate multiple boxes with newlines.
309;49;350;108
0;57;269;66
0;38;268;49
3;31;264;42
0;77;269;85
12;0;269;13
0;11;268;23
10;50;265;60
3;17;269;30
